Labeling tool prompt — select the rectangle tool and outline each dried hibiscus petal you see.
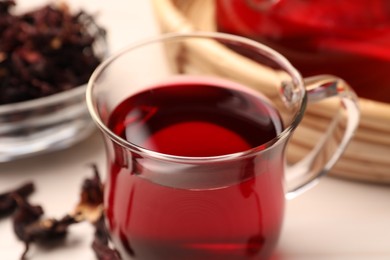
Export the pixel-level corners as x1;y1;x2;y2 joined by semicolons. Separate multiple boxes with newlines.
78;164;122;259
0;182;34;218
73;164;104;223
12;194;81;259
92;215;122;260
23;215;79;242
12;194;44;259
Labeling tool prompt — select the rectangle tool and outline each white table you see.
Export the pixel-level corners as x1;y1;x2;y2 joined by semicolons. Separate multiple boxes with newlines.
1;1;390;259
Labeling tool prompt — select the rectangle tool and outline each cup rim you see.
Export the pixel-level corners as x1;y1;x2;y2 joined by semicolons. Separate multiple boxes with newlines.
86;31;307;163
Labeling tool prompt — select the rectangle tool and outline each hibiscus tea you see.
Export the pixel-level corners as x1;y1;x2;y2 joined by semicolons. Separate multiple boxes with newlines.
105;77;286;259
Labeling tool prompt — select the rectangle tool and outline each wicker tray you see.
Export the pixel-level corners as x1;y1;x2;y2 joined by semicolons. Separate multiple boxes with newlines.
151;0;390;184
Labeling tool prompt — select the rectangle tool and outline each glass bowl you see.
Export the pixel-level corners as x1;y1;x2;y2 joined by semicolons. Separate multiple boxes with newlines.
0;15;108;162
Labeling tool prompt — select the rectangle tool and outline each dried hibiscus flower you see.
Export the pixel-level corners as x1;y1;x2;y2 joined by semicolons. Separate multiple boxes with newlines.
75;164;122;259
3;164;122;260
92;215;122;260
0;182;34;218
76;164;122;259
73;164;104;223
12;194;80;260
0;0;106;105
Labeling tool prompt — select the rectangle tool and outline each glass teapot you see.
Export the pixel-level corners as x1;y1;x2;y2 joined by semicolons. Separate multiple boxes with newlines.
215;0;390;103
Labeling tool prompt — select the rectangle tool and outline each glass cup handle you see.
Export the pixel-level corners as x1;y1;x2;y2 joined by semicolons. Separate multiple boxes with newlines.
285;75;360;199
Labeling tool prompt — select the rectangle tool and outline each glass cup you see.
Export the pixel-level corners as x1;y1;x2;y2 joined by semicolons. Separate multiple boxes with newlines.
86;32;359;260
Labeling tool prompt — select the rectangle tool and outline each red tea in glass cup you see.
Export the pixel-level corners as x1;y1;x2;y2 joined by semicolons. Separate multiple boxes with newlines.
215;0;390;103
86;32;359;259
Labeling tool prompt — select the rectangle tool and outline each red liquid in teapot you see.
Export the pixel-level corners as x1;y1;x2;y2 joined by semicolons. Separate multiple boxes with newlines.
105;78;285;259
216;0;390;102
